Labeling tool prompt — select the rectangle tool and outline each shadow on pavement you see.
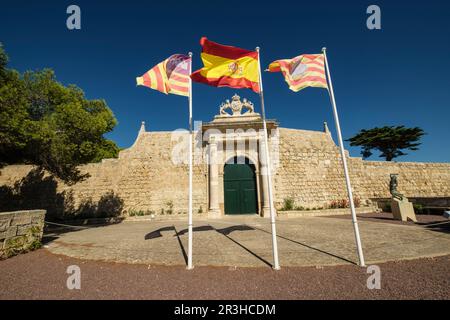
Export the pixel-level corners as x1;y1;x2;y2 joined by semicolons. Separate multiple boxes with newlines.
424;221;450;234
42;220;123;245
145;225;255;239
250;225;357;265
144;224;273;268
173;225;188;265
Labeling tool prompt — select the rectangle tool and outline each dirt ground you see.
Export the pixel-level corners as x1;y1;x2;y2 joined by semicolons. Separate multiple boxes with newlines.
0;249;448;300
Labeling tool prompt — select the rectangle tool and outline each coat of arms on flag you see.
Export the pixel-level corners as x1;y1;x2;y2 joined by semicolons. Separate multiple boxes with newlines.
267;54;328;92
190;37;260;93
136;54;191;97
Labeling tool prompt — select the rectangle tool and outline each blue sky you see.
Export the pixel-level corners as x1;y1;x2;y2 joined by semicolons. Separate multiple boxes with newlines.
1;0;449;162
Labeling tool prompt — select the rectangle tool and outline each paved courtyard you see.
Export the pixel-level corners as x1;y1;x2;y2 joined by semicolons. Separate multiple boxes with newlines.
44;215;450;268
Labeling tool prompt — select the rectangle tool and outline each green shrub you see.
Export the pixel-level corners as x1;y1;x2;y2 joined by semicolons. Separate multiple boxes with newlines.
281;198;295;211
28;240;42;251
413;203;424;214
382;203;392;213
128;209;147;217
166;201;174;215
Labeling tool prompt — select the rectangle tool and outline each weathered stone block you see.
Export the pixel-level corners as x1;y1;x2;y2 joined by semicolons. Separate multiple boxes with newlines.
11;215;32;226
31;216;44;224
0;226;17;240
16;225;32;236
29;211;45;219
0;219;10;232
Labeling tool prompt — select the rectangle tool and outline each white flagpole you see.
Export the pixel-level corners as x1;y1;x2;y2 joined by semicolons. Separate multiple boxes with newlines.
256;47;280;270
187;52;194;270
322;47;366;267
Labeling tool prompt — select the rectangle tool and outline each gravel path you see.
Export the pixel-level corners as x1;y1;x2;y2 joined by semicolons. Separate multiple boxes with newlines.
0;249;448;300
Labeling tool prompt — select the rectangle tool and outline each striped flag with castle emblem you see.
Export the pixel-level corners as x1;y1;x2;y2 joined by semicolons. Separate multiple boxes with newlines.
267;54;328;92
136;54;191;96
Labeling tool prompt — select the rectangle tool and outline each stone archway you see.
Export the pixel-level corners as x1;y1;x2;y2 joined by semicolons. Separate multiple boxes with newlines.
202;94;279;218
223;157;258;215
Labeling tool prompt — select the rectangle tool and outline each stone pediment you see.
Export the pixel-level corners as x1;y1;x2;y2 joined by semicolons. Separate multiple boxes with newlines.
212;94;261;123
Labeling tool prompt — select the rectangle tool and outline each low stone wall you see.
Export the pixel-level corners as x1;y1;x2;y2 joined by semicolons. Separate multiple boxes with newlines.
278;206;379;218
0;210;46;259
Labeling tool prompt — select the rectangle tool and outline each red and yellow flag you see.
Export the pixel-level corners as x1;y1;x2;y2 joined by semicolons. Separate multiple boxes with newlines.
190;37;260;93
267;54;328;92
136;54;191;97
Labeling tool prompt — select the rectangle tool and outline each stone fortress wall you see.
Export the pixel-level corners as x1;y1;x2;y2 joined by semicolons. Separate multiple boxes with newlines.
275;128;450;209
1;123;449;217
0;127;209;217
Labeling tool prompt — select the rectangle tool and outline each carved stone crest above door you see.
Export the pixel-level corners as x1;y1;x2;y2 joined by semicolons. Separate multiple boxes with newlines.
213;94;261;123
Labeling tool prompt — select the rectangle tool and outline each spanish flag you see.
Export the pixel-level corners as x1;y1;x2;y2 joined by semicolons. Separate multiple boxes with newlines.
190;37;260;93
267;54;328;92
136;54;191;97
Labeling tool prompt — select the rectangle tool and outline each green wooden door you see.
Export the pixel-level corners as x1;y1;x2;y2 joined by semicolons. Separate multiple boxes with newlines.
224;161;258;215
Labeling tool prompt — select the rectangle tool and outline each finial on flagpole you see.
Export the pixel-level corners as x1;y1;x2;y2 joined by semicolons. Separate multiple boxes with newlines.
322;47;327;53
188;52;193;58
255;46;260;52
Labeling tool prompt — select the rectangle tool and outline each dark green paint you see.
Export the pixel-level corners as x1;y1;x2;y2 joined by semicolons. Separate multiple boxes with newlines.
224;161;258;215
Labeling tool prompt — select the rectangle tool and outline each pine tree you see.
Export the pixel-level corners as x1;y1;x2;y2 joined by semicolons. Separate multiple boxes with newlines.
347;126;425;161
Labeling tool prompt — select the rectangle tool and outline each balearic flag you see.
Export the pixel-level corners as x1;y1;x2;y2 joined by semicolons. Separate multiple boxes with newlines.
136;54;191;96
190;37;260;93
267;54;328;92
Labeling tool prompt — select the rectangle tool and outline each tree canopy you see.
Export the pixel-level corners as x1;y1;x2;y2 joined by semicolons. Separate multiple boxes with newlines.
346;126;425;161
0;44;119;184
